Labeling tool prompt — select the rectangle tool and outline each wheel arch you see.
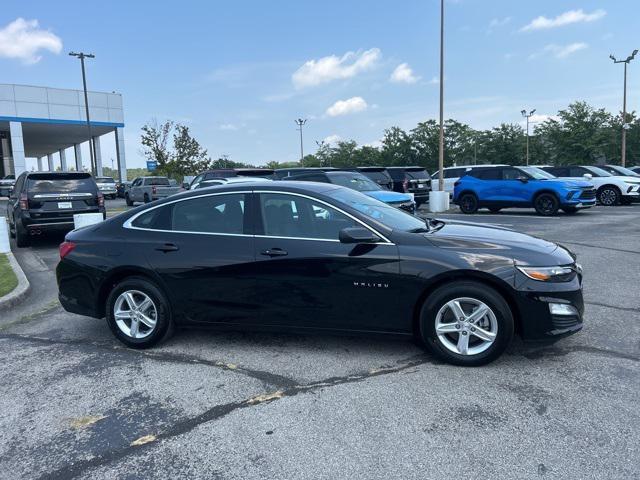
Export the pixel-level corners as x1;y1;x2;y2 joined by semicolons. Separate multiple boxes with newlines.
411;270;523;338
96;267;172;320
532;188;560;203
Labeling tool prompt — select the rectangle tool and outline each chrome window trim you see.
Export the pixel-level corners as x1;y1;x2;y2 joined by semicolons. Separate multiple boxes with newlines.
254;190;393;244
122;189;394;244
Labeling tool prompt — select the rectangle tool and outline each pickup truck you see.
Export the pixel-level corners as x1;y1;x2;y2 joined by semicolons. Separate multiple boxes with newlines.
125;176;181;206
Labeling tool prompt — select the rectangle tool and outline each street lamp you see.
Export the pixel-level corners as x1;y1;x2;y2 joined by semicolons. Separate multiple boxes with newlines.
610;49;638;167
295;118;307;166
437;0;445;192
69;51;96;175
521;108;536;166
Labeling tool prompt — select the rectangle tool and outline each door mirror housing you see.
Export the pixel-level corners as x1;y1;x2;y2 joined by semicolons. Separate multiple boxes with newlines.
517;176;529;183
182;182;190;190
339;227;381;244
583;173;593;180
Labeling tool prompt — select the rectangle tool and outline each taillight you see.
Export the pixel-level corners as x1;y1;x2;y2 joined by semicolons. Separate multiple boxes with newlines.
97;193;104;207
402;179;409;192
59;241;76;260
19;193;28;210
152;186;157;194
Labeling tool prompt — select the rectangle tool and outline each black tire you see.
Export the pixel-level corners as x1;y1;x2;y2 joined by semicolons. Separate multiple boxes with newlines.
597;186;620;206
15;219;30;248
562;207;579;214
105;276;174;349
488;207;501;213
125;194;133;206
458;193;479;214
534;193;559;216
143;193;151;204
8;216;15;238
418;281;514;366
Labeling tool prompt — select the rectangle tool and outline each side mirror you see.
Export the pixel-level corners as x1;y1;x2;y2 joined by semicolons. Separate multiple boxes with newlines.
517;176;529;183
182;182;190;190
339;227;380;244
583;173;593;180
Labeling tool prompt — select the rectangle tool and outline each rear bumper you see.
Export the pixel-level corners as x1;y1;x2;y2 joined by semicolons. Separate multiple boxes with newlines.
19;208;106;231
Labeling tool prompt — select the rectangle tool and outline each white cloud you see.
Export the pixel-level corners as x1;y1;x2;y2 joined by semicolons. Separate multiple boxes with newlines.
292;48;381;88
219;123;238;131
0;18;62;64
488;17;512;30
520;9;606;32
428;76;440;85
390;63;421;84
323;134;343;145
326;97;368;117
530;42;588;59
521;114;560;127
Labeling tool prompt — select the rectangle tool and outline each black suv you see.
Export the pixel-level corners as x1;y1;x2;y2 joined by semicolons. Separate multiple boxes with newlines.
386;167;431;207
6;172;105;247
348;167;393;190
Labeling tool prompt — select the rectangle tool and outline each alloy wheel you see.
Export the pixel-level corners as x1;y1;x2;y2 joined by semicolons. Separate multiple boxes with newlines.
599;188;618;206
113;290;158;339
434;297;498;356
535;195;556;215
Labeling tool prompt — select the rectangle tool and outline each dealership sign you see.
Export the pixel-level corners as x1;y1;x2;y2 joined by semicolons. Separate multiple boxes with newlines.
146;161;158;172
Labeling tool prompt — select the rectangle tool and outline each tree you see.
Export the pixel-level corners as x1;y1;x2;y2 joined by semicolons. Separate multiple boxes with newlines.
380;127;416;166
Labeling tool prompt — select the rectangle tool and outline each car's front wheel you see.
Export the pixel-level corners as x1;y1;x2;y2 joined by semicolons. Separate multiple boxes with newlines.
534;193;559;216
418;281;514;366
458;193;479;214
106;277;174;349
597;186;620;206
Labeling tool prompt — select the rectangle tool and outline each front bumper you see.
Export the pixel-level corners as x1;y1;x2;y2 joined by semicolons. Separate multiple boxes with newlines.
513;272;584;341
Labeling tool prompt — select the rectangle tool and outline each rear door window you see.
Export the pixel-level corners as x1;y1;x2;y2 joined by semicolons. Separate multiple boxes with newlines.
474;169;503;180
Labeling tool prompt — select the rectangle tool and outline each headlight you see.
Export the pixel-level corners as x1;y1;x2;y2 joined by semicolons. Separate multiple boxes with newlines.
516;265;576;282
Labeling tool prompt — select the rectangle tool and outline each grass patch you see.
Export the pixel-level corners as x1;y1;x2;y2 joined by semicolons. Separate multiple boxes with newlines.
0;254;18;298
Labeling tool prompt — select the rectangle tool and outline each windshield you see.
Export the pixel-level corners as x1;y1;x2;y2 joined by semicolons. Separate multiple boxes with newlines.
584;166;612;177
330;187;425;232
520;167;556;179
96;177;115;183
329;173;382;192
609;165;639;177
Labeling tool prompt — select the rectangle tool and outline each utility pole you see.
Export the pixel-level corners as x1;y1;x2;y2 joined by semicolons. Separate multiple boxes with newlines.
295;119;307;166
521;108;536;166
69;51;96;175
437;0;445;192
610;50;638;167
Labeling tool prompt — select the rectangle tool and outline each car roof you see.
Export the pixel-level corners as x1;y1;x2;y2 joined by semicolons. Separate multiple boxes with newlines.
26;171;91;178
203;177;272;184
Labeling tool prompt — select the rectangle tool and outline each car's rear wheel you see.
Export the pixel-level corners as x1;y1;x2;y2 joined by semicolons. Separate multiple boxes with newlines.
597;186;620;206
125;194;133;206
15;217;29;248
458;193;479;214
106;277;174;349
534;193;559;216
418;281;514;366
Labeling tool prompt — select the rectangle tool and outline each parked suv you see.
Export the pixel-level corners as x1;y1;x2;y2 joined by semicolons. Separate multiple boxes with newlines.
284;170;416;213
453;166;596;216
6;172;105;247
349;167;393;190
0;175;16;197
387;167;431;207
95;176;117;199
598;164;640;178
430;165;508;196
541;165;640;205
125;176;182;206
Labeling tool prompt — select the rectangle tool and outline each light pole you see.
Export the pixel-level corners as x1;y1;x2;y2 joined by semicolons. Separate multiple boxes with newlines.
610;50;638;167
437;0;445;192
521;108;536;166
69;51;96;175
295;118;307;166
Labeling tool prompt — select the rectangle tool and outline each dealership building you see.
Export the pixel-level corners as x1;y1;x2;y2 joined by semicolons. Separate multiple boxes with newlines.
0;83;127;181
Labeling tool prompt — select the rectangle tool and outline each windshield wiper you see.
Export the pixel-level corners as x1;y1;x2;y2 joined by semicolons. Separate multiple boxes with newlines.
408;218;446;233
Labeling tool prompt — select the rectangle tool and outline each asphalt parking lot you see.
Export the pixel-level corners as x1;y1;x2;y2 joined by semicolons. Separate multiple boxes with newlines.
1;198;639;479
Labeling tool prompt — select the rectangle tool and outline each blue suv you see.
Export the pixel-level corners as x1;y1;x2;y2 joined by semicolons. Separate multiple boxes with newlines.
453;166;596;215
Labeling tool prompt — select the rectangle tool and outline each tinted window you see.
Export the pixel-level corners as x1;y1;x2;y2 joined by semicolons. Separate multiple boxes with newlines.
131;204;173;230
12;174;26;196
171;194;245;234
444;168;465;179
144;177;170;186
568;167;588;177
96;177;115;183
502;168;526;180
474;169;502;180
329;173;381;191
27;174;97;193
260;193;358;240
360;170;391;182
405;169;429;180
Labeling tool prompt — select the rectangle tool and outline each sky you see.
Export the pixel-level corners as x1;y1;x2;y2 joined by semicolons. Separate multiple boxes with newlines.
1;0;638;169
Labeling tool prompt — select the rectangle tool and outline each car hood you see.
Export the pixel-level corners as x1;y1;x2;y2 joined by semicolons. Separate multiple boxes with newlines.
615;176;640;184
365;190;413;203
544;178;592;188
426;221;575;266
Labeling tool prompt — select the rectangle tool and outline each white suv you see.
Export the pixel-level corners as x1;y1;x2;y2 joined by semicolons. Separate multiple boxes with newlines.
542;165;640;206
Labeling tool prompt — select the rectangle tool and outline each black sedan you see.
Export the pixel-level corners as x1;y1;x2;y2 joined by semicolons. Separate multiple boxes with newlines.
56;181;584;366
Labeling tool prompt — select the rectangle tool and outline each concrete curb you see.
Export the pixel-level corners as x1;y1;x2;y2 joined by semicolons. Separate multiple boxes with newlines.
0;252;31;311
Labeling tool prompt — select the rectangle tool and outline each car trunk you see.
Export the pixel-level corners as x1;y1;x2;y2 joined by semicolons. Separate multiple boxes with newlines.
26;174;100;221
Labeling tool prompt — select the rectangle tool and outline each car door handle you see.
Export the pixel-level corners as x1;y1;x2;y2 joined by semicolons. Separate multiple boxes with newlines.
155;243;179;252
260;248;288;257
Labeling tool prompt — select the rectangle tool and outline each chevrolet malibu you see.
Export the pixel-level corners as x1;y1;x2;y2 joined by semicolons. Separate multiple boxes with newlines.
56;182;584;366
